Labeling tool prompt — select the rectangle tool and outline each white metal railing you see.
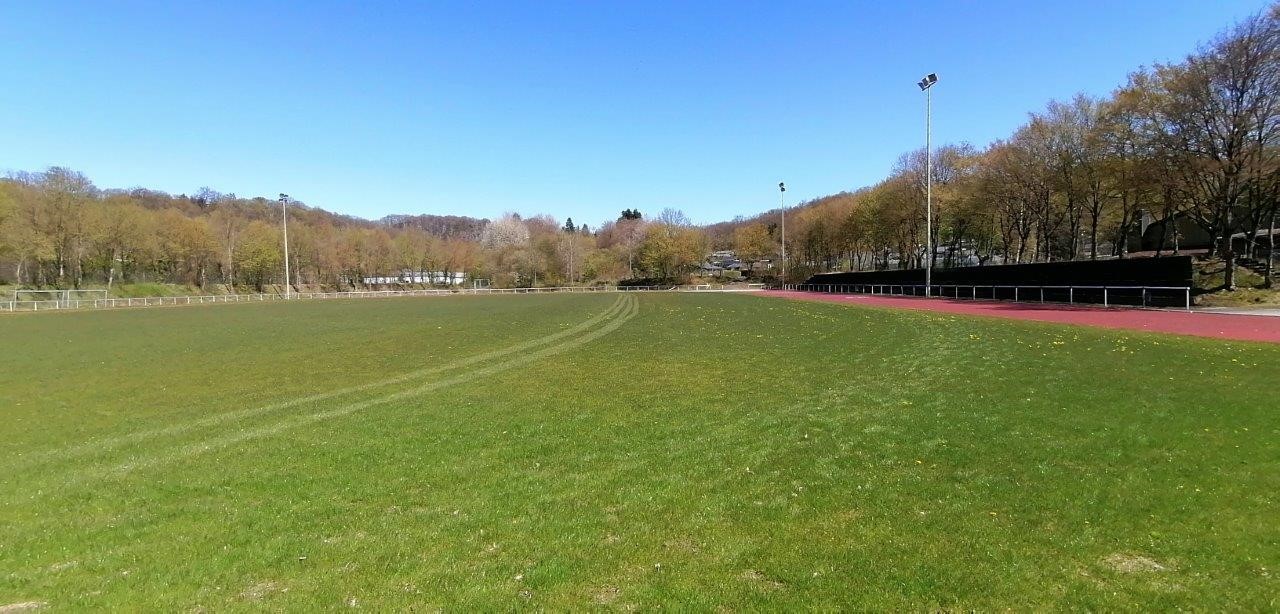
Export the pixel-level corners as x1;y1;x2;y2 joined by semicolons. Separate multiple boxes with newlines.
1;283;768;314
780;283;1193;311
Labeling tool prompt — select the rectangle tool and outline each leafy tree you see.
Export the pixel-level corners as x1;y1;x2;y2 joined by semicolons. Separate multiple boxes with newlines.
234;221;282;291
638;215;705;280
733;223;773;270
37;167;95;285
480;214;530;250
1128;7;1280;288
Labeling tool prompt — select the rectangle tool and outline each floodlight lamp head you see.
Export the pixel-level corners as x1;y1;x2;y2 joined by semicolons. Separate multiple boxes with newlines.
778;182;785;192
279;193;289;202
927;73;938;84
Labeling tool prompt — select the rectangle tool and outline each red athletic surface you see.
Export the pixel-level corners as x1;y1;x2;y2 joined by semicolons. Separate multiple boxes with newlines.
761;291;1280;344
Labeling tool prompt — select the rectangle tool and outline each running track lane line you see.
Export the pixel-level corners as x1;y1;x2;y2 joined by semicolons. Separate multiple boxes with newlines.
760;291;1280;344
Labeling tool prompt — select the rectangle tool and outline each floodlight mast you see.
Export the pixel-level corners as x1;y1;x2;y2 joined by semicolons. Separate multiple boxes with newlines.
917;73;938;297
279;193;291;299
779;182;787;281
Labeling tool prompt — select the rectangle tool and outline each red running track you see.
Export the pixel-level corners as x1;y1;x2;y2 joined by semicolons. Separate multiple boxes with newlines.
761;290;1280;344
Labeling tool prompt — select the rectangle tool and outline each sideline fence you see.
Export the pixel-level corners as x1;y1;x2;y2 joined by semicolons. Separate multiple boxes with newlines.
780;283;1193;311
1;283;769;314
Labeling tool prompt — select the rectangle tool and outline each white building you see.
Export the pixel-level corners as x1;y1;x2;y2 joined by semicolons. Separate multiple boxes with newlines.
361;270;466;286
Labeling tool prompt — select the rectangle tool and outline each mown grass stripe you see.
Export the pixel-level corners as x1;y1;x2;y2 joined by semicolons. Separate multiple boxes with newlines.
2;295;630;473
6;296;639;501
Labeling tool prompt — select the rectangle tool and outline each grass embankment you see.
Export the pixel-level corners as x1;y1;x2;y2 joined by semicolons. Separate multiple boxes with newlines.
0;293;1276;609
0;282;332;299
1194;257;1279;306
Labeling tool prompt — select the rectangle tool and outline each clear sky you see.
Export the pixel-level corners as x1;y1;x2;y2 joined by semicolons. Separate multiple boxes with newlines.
0;1;1269;227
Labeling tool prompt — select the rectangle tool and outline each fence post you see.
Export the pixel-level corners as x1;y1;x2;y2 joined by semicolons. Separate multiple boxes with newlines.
1186;287;1191;312
1103;287;1108;307
1069;287;1073;305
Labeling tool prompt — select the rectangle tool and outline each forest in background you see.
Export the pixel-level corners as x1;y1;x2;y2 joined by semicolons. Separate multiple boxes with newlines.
1;5;1277;291
712;4;1280;291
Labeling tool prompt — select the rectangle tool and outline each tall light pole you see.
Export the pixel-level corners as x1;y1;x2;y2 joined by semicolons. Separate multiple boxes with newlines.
917;73;938;297
279;193;291;299
778;182;787;281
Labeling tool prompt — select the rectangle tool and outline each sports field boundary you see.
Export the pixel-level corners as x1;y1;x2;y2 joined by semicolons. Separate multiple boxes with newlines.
763;290;1280;344
0;284;761;314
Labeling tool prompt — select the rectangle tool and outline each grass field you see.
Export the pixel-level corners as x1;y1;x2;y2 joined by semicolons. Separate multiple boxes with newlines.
1;293;1277;610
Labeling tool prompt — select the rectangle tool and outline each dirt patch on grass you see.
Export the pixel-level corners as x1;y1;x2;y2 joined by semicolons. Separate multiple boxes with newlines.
240;581;286;601
741;569;785;591
593;585;621;604
1103;553;1168;573
663;537;701;553
0;603;45;613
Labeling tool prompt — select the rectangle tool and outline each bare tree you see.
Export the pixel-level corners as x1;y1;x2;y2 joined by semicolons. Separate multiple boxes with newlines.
1133;8;1280;289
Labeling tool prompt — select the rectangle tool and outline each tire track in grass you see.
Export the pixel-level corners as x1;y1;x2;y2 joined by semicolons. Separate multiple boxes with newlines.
8;296;639;500
2;295;630;473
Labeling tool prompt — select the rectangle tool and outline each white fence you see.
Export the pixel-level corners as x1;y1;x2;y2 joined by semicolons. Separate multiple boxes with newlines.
2;283;768;314
781;283;1193;311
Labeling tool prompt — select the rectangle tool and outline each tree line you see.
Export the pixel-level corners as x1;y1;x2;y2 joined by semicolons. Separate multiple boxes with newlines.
0;169;717;290
717;5;1280;289
2;6;1277;291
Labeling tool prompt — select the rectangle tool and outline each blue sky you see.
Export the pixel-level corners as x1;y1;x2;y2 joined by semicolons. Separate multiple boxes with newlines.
0;1;1268;227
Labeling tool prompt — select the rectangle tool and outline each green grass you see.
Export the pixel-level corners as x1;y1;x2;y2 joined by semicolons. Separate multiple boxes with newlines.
0;293;1277;610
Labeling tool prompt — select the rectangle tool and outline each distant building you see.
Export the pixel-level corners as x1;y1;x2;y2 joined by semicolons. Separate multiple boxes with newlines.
705;250;742;271
1127;207;1276;255
362;270;466;285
